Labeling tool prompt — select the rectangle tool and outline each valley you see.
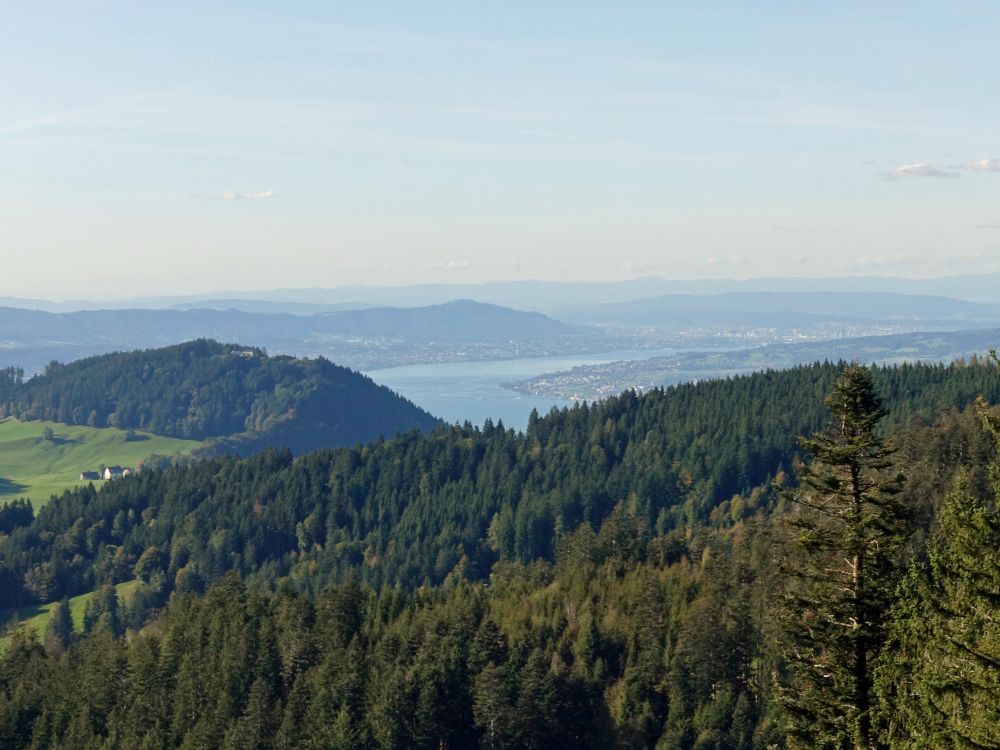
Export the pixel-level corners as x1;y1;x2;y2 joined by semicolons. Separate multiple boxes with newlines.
5;4;999;745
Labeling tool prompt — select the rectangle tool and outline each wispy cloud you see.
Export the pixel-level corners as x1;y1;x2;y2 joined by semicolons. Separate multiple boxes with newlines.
884;163;956;179
706;255;745;267
882;157;1000;181
975;223;1000;230
0;87;199;138
961;158;1000;173
423;259;471;271
853;253;906;267
224;190;274;200
194;190;275;200
0;106;98;136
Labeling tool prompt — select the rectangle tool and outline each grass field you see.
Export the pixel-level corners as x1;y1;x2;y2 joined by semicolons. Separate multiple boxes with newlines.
0;417;203;507
0;579;140;648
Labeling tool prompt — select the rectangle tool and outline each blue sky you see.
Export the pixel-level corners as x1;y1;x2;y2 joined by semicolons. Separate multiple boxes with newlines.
2;1;999;297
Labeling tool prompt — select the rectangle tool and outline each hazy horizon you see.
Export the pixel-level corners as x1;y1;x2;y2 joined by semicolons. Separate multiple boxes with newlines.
3;270;1000;307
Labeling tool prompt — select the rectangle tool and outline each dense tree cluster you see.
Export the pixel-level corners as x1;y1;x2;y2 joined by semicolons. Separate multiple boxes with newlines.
0;500;32;535
0;367;24;404
0;339;439;455
874;397;1000;749
0;356;997;748
0;524;783;749
0;359;996;611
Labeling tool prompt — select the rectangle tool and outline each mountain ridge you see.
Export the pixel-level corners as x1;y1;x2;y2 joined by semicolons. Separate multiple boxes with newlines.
0;301;605;374
7;272;1000;312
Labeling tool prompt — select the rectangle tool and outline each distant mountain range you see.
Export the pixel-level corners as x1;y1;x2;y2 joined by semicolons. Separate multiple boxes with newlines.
556;292;1000;327
316;300;581;342
0;300;607;374
5;272;1000;313
4;287;999;376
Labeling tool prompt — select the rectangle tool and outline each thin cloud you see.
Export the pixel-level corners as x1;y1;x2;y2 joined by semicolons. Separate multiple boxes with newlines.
884;163;956;180
961;158;1000;173
975;223;1000;230
0;106;98;136
0;87;198;137
193;190;275;200
706;255;744;267
225;190;274;200
424;259;471;271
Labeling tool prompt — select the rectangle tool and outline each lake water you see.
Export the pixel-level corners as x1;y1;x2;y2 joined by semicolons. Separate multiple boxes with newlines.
367;348;679;431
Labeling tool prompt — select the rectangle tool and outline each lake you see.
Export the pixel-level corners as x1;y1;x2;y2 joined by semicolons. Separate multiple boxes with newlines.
367;348;679;431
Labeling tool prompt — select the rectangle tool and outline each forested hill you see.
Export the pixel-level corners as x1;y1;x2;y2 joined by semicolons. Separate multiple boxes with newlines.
0;340;439;456
2;357;997;608
0;357;998;748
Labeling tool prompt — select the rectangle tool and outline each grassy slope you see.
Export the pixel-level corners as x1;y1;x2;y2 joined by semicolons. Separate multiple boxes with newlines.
0;580;140;648
0;417;202;507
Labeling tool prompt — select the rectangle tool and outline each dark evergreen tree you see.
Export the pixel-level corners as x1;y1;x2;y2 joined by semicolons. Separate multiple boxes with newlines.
779;364;906;750
43;598;74;656
82;584;123;636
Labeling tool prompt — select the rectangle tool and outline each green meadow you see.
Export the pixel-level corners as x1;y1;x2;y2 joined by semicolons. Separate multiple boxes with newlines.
0;417;202;507
0;580;140;649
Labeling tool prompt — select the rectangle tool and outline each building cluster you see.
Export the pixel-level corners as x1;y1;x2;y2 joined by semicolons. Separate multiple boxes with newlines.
79;465;132;482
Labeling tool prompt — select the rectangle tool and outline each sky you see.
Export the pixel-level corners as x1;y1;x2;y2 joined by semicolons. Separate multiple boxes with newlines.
2;1;1000;298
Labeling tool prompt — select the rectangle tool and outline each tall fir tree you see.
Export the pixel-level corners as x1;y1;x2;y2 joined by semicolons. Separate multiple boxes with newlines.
779;363;907;750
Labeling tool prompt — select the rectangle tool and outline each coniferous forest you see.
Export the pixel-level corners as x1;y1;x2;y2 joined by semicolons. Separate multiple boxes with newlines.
0;356;998;748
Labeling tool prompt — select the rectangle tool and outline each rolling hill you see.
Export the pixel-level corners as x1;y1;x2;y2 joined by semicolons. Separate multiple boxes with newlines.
0;340;440;457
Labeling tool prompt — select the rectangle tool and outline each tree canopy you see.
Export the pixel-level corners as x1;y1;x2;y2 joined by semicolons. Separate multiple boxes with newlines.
0;356;997;748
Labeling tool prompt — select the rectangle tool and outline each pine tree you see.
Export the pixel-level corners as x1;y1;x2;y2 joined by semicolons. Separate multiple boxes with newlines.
83;584;123;637
473;662;517;750
514;649;560;750
779;364;906;750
